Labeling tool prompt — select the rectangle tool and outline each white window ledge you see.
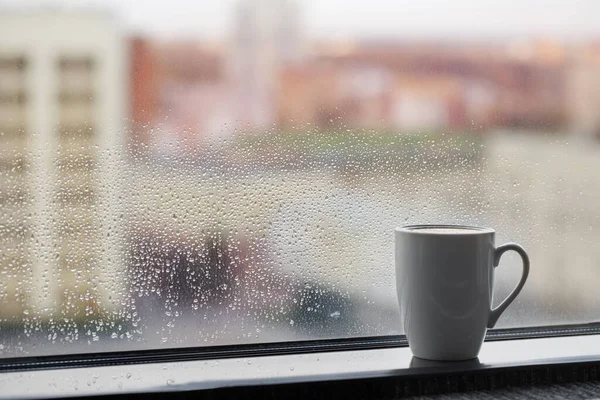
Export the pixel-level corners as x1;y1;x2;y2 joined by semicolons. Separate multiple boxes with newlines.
1;334;599;399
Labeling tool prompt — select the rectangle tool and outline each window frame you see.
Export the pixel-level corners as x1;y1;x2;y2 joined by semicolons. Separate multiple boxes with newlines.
1;326;600;399
1;322;599;373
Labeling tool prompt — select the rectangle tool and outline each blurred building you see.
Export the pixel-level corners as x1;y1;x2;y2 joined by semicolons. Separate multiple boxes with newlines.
230;0;304;129
0;10;127;319
130;0;307;156
279;40;568;133
336;64;394;129
132;40;236;155
278;60;465;132
277;62;346;128
568;43;600;139
130;37;158;147
391;74;465;130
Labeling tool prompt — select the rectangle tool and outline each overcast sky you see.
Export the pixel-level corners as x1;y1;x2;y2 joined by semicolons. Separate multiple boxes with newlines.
2;0;600;41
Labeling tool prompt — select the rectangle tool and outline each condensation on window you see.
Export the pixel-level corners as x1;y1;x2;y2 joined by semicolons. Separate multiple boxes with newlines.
1;2;600;358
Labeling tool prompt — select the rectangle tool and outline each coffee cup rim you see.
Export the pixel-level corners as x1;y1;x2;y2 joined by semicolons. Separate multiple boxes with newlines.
396;225;495;235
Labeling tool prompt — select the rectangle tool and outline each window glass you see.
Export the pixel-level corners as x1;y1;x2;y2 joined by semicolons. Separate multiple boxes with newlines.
1;0;600;357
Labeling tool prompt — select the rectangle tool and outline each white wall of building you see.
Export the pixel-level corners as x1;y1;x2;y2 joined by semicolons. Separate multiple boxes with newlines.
0;11;127;318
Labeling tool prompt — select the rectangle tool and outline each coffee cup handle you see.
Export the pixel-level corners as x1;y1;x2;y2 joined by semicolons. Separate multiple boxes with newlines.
487;243;530;329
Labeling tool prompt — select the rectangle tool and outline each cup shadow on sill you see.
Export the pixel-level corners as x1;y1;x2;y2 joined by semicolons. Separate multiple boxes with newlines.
409;356;482;371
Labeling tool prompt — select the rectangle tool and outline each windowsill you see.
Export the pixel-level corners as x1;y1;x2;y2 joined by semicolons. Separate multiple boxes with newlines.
1;334;599;399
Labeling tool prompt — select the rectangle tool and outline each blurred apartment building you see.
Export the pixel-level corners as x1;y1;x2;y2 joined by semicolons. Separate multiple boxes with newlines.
0;11;127;319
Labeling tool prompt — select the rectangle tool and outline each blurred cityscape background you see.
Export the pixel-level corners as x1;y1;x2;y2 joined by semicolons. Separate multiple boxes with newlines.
1;0;600;357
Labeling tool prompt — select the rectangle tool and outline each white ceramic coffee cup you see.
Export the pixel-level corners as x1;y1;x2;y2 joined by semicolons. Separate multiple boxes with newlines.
395;225;529;361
